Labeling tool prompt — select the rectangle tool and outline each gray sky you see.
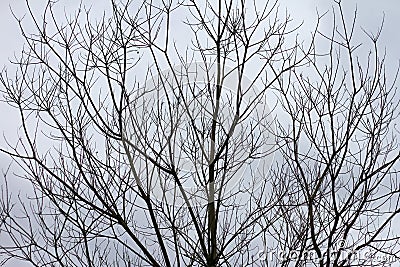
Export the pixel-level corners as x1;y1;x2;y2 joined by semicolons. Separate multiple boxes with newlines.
1;0;400;66
0;1;399;266
1;0;399;135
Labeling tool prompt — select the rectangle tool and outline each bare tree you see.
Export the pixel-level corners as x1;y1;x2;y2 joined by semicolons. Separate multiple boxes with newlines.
267;2;400;266
0;0;399;267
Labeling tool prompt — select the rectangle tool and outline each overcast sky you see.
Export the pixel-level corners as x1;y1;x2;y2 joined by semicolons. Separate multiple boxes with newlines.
1;0;399;66
2;0;398;164
0;1;399;266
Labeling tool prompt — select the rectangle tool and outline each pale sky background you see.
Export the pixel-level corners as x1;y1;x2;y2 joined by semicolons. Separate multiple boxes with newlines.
1;0;399;152
0;1;399;266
